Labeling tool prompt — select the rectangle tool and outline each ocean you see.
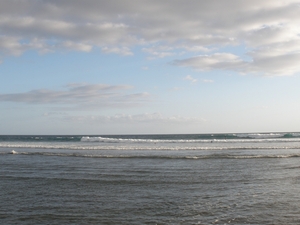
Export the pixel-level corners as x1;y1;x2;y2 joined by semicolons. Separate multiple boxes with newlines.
1;132;300;224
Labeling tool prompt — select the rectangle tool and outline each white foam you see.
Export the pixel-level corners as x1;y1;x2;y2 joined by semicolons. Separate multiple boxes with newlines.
80;136;300;144
236;132;299;139
3;150;300;160
1;142;300;151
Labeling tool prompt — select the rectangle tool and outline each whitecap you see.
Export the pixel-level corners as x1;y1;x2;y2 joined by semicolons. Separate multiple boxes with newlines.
11;150;18;154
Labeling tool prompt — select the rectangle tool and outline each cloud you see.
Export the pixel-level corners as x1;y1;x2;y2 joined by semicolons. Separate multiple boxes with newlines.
102;46;133;55
142;44;210;59
202;79;214;83
0;83;150;108
249;52;300;76
1;1;300;75
184;75;197;83
174;51;300;76
170;87;182;92
174;53;246;71
142;46;175;59
62;41;92;52
43;112;68;117
64;113;205;124
0;36;25;56
0;15;134;55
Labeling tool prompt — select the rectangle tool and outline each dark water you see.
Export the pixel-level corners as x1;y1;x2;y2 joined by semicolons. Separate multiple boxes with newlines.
1;133;300;224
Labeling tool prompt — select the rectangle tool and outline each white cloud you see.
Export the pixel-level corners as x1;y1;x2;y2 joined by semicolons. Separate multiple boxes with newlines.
174;52;300;76
62;41;92;52
0;83;150;108
1;0;300;75
202;79;214;83
0;36;24;56
182;45;211;53
175;53;246;72
142;46;174;58
102;46;133;55
64;113;205;124
142;44;210;59
170;87;182;92
184;75;197;83
43;112;68;117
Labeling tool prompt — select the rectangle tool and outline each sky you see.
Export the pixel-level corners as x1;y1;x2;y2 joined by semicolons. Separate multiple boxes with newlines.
1;0;300;135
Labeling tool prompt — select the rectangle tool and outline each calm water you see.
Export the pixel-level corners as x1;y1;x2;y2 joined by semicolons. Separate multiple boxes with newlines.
1;133;300;224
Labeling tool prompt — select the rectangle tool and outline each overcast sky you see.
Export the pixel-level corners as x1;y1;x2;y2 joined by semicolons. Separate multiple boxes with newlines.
1;0;300;134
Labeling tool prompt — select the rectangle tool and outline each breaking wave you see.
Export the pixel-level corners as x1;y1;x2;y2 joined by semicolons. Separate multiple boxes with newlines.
80;135;300;144
1;142;300;151
2;150;300;160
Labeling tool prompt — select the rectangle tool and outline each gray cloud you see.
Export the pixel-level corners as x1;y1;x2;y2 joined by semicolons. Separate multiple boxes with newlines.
1;0;300;75
0;83;150;108
174;53;246;71
174;51;300;76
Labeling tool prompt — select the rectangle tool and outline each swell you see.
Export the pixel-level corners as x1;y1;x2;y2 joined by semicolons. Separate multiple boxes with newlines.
0;135;82;142
3;150;300;160
1;132;300;143
1;143;300;150
81;134;300;143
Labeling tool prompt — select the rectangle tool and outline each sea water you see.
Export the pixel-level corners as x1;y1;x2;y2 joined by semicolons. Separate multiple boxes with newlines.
1;133;300;224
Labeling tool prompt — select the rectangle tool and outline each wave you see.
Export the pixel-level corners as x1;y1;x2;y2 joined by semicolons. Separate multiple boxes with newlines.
0;135;82;142
1;143;300;151
1;132;300;143
80;135;300;143
235;132;300;139
2;150;300;160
